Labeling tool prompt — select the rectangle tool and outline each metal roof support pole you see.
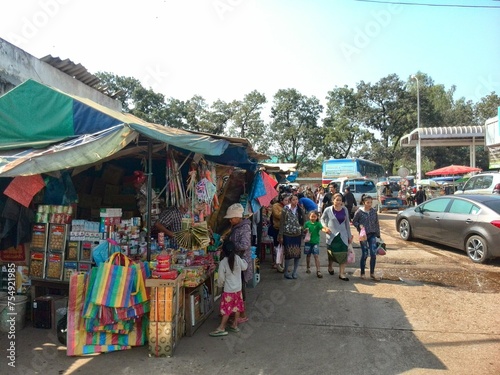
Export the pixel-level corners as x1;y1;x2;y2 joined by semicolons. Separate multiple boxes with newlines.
412;75;422;182
146;139;153;262
470;137;476;167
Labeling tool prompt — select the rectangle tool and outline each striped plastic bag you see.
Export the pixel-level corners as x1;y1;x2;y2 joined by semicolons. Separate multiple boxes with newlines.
89;252;138;308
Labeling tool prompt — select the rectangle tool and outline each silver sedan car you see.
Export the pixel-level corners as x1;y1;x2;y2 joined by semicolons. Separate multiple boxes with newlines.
395;195;500;263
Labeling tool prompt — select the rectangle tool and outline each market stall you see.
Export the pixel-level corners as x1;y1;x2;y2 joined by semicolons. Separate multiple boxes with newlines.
0;79;271;356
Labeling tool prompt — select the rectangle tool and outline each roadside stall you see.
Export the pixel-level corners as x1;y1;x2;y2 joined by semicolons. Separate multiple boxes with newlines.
0;79;267;356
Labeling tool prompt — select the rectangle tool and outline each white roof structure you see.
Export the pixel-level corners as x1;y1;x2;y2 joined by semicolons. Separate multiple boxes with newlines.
400;126;485;147
400;126;485;167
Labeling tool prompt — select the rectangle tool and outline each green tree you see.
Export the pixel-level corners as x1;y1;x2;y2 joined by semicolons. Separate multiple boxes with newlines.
131;86;168;124
94;72;142;112
204;99;234;135
322;86;372;159
355;74;415;174
226;90;267;152
268;89;323;171
475;93;500;124
164;98;188;129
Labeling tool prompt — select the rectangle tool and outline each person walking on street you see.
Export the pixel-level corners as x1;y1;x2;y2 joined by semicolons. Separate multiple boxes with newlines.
269;194;290;272
352;195;382;281
316;186;325;214
321;193;353;281
278;194;304;279
322;182;338;210
414;185;426;205
343;187;357;221
303;210;323;278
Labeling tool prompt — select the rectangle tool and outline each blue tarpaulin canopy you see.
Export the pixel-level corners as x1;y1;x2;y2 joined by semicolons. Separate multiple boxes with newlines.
0;79;262;176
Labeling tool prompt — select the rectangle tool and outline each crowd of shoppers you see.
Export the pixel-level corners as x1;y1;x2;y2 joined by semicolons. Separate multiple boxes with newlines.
212;183;384;336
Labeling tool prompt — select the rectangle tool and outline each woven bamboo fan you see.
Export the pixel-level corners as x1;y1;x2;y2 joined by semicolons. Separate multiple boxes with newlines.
174;221;210;250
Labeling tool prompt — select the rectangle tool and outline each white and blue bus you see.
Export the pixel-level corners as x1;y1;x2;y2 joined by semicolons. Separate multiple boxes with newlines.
321;158;385;187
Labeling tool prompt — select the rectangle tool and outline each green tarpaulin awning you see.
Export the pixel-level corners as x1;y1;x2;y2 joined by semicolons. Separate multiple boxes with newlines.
0;80;261;176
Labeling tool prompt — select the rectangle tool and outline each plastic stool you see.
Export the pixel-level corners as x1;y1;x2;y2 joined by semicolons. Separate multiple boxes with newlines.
259;241;273;262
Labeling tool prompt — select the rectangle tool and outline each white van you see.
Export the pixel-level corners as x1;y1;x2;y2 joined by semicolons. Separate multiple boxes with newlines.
330;177;379;209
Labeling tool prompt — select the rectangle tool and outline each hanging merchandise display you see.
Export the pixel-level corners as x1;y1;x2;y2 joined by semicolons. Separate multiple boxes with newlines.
248;170;279;215
165;149;187;208
174;221;211;250
0;146;264;355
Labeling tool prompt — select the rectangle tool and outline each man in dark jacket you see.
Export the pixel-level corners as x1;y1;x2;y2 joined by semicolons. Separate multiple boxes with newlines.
343;187;357;220
414;186;426;205
322;182;338;210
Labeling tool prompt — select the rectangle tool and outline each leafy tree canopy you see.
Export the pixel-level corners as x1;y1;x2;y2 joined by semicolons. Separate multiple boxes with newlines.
94;71;498;175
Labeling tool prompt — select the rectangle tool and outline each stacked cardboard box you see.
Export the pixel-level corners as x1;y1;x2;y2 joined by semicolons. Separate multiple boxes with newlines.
146;276;185;357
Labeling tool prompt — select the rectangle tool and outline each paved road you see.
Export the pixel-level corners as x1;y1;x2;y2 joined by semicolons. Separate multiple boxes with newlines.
1;212;499;375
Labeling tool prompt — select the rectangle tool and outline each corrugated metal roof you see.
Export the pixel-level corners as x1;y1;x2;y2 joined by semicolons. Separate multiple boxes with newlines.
420;126;484;138
40;55;121;99
401;126;485;147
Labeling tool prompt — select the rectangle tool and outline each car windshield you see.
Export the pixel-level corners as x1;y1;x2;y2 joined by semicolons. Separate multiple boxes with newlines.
346;179;377;194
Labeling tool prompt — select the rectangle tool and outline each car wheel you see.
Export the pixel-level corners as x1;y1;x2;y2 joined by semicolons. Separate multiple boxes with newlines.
398;218;412;241
466;235;489;263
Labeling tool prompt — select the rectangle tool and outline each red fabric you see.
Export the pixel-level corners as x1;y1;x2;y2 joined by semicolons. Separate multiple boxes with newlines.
257;172;279;207
3;174;45;207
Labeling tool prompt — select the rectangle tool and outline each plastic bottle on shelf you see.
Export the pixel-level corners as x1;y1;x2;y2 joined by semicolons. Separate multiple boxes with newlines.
150;238;158;252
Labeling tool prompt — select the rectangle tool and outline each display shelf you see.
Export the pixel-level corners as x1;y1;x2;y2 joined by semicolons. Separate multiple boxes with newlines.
184;271;214;337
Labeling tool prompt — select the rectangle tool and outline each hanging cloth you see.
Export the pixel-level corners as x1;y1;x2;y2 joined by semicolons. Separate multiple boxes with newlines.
4;174;45;207
257;171;279;207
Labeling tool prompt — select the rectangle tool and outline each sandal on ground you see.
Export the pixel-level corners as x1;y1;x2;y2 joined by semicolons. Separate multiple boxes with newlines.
328;269;334;275
306;268;311;274
360;274;366;280
370;274;381;281
339;276;350;281
227;326;240;333
237;317;249;324
209;329;228;337
276;265;284;273
317;271;323;278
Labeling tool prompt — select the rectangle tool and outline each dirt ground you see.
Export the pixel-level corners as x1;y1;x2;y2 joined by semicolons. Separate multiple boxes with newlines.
375;211;500;293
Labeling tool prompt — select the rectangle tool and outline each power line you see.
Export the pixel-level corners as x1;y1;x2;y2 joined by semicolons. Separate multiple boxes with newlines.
354;0;500;8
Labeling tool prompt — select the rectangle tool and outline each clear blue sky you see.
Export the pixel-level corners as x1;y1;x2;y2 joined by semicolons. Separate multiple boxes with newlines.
1;0;499;108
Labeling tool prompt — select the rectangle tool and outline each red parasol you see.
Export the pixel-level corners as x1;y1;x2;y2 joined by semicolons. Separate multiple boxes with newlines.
425;165;482;176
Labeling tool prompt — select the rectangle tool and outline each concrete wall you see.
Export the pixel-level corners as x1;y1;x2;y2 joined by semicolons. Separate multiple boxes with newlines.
0;38;121;111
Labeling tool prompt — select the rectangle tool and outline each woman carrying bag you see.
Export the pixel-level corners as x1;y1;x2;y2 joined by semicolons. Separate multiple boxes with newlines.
320;193;353;281
278;194;304;279
352;195;382;281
